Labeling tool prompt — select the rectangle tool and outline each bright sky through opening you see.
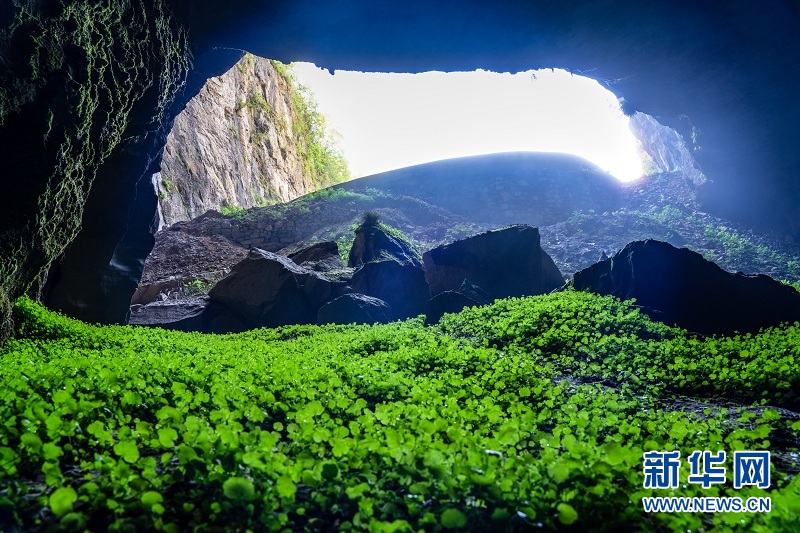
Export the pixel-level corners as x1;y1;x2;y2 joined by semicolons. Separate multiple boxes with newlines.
291;64;645;182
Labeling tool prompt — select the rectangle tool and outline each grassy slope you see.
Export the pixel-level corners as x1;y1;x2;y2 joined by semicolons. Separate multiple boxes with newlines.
1;293;800;531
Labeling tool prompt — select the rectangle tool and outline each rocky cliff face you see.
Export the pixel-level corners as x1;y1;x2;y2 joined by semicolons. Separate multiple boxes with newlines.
630;112;706;188
155;54;320;228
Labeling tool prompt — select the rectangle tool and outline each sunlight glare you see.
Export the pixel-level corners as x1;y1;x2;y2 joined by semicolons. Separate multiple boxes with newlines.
291;64;644;182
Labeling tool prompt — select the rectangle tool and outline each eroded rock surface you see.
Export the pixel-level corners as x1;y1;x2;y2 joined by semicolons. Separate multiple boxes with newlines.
208;248;341;328
155;55;317;227
129;297;209;331
132;225;248;305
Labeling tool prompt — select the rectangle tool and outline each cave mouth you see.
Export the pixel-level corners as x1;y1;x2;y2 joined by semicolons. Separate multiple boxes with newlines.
291;63;646;182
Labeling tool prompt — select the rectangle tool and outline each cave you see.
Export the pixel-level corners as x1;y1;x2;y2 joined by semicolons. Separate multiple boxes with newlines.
4;0;800;328
4;0;800;327
126;53;723;327
2;1;800;530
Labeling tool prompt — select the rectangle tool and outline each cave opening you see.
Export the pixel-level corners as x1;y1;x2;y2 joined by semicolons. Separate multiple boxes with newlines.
134;52;718;321
290;63;647;182
153;52;706;232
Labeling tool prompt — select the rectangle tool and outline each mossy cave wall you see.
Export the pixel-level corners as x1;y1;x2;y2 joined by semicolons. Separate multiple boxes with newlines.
2;0;800;336
0;0;190;337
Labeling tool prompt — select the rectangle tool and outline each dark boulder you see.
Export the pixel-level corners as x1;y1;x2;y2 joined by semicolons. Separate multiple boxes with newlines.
455;279;491;305
422;225;564;300
348;222;421;268
208;248;337;328
128;296;209;331
289;241;342;265
317;293;393;325
201;301;249;334
424;279;491;325
541;248;566;289
425;292;482;326
572;239;800;335
302;256;348;273
351;260;430;319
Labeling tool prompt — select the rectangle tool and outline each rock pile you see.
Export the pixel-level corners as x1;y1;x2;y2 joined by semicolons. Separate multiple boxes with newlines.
130;224;564;330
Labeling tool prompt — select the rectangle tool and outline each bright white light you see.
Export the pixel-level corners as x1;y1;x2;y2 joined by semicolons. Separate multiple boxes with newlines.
292;64;644;182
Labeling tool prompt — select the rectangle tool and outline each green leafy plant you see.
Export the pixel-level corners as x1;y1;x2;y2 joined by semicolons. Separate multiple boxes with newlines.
2;293;799;531
220;205;248;219
183;279;214;296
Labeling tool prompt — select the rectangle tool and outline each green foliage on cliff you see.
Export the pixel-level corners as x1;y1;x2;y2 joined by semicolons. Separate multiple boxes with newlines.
0;0;191;339
270;60;351;187
2;293;799;531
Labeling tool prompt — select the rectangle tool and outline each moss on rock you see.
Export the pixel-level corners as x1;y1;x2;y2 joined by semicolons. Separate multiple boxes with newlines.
0;0;191;340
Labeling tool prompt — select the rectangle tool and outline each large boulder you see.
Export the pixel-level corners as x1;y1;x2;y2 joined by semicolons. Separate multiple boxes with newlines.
289;241;342;266
348;220;421;268
317;293;393;325
422;225;564;300
351;260;430;319
128;296;209;331
572;239;800;335
289;241;348;275
424;279;491;325
202;301;250;334
208;248;339;328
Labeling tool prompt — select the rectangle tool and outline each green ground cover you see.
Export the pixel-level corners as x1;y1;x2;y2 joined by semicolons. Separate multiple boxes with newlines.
1;292;799;531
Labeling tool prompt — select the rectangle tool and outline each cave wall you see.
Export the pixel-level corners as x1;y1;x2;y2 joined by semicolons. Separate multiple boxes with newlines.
0;0;191;333
2;0;800;331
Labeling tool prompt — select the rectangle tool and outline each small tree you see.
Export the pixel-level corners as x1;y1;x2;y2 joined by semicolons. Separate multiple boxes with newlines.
359;211;381;230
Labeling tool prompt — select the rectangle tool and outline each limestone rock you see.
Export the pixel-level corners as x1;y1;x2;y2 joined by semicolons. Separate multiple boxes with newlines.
422;225;564;300
131;229;247;305
629;112;706;188
202;301;251;334
424;292;482;326
351;260;430;319
317;293;393;325
572;239;800;335
208;248;336;328
155;54;317;227
424;279;491;325
289;241;341;265
455;279;491;305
